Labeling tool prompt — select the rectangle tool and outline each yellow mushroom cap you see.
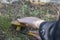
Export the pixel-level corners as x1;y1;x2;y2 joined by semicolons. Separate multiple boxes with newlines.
28;32;34;36
11;20;26;27
11;20;20;25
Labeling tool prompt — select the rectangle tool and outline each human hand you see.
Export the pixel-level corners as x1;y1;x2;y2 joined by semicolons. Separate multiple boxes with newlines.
17;17;45;29
17;17;44;40
29;30;42;40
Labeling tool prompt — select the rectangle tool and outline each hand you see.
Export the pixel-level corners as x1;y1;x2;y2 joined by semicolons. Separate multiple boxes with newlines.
29;30;42;40
17;17;45;29
17;17;44;40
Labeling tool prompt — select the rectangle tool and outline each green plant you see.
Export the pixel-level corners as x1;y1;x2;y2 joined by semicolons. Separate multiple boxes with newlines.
0;15;10;31
30;9;40;16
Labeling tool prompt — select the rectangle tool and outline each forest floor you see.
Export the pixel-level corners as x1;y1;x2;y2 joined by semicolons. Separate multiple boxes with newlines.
0;1;59;40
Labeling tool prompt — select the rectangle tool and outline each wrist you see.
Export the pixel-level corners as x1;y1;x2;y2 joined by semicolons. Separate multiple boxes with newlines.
33;20;45;29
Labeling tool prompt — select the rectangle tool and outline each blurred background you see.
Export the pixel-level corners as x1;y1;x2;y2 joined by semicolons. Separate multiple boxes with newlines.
0;0;60;40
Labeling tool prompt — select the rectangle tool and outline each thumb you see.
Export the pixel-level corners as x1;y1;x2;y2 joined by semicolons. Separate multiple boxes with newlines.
28;31;42;40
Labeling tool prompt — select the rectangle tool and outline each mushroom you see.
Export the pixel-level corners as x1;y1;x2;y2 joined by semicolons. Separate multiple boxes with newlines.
11;20;26;31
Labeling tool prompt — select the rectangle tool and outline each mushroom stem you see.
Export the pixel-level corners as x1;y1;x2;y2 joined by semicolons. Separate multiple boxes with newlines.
16;26;21;31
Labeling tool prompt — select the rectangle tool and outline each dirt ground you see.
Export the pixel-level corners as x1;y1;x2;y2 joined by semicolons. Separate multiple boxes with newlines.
0;0;60;40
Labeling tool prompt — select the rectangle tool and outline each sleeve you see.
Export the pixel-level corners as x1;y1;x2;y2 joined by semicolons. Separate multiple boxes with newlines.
39;21;56;40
